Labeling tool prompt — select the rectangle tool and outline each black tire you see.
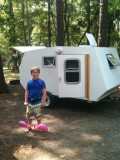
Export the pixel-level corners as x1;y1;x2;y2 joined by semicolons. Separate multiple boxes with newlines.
45;92;58;107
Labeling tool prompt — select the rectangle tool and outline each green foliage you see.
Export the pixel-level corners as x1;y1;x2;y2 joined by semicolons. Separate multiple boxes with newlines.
0;0;119;60
108;0;120;51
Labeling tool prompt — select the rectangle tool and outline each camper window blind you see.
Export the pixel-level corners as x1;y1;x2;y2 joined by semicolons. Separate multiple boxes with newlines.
43;57;56;67
65;59;80;83
106;54;119;68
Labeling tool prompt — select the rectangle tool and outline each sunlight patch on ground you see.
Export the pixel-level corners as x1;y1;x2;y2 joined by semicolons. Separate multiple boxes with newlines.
11;127;28;134
43;114;68;132
81;133;102;142
14;145;60;160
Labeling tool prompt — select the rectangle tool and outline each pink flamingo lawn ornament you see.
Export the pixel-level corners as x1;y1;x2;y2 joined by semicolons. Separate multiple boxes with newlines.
19;120;48;132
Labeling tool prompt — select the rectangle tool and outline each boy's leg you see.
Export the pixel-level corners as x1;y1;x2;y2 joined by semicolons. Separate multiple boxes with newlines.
26;106;32;130
27;117;32;128
34;105;43;124
36;115;42;124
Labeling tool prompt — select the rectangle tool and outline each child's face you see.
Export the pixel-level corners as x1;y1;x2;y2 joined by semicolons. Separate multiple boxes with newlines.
31;69;40;79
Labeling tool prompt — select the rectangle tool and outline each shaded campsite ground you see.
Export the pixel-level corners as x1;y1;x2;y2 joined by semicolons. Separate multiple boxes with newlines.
1;84;120;160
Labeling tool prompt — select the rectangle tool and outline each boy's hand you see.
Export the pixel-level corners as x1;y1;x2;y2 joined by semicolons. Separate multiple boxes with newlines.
24;102;28;106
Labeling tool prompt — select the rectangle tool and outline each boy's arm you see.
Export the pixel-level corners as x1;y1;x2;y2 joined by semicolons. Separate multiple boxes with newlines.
24;86;28;106
41;88;47;107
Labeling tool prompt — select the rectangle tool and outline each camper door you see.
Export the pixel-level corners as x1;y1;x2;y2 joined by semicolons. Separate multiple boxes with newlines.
57;55;88;99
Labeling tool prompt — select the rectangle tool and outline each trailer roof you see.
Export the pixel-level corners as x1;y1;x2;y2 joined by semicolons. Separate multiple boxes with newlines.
13;46;46;53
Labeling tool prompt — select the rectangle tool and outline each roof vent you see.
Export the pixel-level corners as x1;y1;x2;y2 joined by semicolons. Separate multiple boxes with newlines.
86;33;97;47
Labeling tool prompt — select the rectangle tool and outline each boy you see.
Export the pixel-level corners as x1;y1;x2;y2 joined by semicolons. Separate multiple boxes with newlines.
24;66;46;130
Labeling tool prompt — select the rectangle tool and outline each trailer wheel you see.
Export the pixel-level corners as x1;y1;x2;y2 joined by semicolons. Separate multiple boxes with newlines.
45;92;58;107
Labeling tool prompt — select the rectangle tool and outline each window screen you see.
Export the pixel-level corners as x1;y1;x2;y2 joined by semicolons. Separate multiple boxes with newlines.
65;59;80;83
66;72;80;83
65;60;79;69
43;57;56;67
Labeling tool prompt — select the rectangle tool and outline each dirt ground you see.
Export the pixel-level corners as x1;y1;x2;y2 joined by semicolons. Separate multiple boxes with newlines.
1;85;120;160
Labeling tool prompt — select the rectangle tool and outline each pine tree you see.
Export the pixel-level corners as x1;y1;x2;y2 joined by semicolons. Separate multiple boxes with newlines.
98;0;109;46
56;0;64;46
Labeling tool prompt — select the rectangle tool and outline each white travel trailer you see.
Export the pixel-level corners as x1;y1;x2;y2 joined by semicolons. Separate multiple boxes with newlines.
13;34;120;105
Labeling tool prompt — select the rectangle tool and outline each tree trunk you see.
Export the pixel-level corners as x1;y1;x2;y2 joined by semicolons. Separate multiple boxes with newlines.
64;0;70;45
21;0;27;45
85;0;91;33
56;0;64;46
66;15;70;45
48;0;51;47
85;0;91;44
107;14;113;46
98;0;109;46
78;0;91;45
8;0;16;45
0;55;8;93
25;0;32;45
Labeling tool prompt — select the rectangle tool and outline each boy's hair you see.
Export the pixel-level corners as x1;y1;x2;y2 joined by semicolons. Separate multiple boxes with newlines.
30;66;40;74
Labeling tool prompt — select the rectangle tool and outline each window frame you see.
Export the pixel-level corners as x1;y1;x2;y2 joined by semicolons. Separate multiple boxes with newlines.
106;54;120;69
42;56;56;68
64;59;81;84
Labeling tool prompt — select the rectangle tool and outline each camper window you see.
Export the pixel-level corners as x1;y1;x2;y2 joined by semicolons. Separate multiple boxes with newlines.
65;59;80;83
43;57;56;67
106;54;119;68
